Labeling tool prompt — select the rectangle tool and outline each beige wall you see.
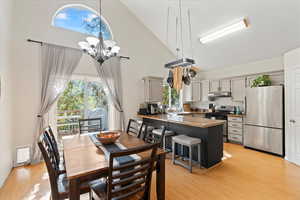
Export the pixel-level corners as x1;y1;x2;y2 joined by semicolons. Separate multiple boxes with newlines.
0;0;15;187
199;56;283;80
11;0;173;157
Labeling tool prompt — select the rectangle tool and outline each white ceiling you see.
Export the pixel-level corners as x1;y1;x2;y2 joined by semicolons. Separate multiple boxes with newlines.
120;0;300;70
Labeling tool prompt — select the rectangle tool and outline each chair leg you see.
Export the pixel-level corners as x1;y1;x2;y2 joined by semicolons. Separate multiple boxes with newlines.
172;140;175;164
198;143;201;168
189;145;192;173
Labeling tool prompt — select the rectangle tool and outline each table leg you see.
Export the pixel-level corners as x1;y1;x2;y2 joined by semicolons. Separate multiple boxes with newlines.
69;178;80;200
156;154;166;200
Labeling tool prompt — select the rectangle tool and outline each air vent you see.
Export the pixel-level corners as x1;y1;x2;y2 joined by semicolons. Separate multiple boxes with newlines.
15;146;31;166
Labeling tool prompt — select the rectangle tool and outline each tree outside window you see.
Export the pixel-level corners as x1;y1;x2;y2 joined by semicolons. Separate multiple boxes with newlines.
162;85;181;110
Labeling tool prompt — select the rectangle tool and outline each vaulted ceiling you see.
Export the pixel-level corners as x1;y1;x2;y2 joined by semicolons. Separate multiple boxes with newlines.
120;0;300;70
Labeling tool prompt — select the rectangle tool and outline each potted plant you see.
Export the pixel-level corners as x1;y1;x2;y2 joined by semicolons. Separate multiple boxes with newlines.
251;75;272;88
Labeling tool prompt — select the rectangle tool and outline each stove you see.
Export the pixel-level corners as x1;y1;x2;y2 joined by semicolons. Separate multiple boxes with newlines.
205;105;234;142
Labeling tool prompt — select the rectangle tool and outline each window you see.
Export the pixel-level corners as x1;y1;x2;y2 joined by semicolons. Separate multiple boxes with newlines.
162;84;182;111
52;4;112;39
57;78;109;135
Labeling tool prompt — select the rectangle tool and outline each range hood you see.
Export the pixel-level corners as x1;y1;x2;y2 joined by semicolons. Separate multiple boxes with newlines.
208;91;231;99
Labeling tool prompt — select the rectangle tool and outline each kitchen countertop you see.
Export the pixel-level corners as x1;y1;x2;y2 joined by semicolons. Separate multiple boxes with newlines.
177;111;211;115
138;114;225;128
227;114;244;118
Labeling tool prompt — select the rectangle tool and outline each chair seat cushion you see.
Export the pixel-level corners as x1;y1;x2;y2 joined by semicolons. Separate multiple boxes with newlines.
152;129;174;136
57;173;91;197
89;179;108;200
172;135;201;146
57;173;69;195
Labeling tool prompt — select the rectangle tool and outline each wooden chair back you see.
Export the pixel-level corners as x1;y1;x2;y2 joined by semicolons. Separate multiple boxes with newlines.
37;132;60;199
45;126;60;165
79;118;102;134
143;126;167;147
126;119;143;137
107;143;159;200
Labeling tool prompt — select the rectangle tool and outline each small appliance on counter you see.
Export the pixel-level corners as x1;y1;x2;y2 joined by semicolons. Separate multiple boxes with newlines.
209;103;215;112
138;103;160;115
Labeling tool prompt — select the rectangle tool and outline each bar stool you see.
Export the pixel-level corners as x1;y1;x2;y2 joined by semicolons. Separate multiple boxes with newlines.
172;135;202;173
152;128;175;151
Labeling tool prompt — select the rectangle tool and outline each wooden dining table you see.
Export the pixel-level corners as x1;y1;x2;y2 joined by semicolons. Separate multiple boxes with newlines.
63;132;167;200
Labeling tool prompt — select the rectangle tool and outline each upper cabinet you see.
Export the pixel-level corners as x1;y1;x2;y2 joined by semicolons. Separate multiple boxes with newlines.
201;80;210;101
220;79;231;92
182;84;192;102
209;79;231;92
210;80;220;92
191;81;201;102
231;78;246;102
143;76;163;102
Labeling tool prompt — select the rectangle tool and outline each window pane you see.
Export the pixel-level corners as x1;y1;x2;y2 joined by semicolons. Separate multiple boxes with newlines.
53;6;112;39
162;85;180;109
57;79;109;135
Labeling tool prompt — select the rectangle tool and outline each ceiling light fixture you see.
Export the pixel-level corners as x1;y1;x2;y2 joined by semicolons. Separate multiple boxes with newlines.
199;18;248;44
78;0;121;64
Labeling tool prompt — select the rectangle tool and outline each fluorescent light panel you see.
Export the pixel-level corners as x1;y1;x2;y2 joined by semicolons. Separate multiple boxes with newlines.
199;19;248;44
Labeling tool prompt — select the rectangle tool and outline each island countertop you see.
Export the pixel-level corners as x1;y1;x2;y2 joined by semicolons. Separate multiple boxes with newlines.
138;114;225;128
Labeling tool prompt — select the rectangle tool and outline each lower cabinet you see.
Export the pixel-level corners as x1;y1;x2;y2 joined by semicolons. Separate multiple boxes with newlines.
228;116;243;144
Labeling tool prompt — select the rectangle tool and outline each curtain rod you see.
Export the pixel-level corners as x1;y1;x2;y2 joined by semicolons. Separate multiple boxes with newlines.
27;39;130;60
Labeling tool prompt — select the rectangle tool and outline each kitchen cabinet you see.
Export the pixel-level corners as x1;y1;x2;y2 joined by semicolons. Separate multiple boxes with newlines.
269;71;284;85
201;80;210;101
182;84;192;102
228;116;243;144
191;81;201;102
210;80;220;92
220;79;231;92
231;77;246;102
143;76;163;102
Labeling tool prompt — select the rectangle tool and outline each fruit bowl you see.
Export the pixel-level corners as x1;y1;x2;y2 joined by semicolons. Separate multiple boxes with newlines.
96;131;121;145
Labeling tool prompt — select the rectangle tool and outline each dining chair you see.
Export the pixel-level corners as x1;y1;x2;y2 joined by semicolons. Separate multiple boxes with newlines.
89;143;159;200
126;118;144;137
79;118;102;134
143;126;167;148
126;119;155;139
38;132;91;200
45;127;61;160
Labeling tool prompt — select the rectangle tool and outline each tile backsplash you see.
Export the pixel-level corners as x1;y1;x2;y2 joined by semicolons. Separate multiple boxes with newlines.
192;97;245;112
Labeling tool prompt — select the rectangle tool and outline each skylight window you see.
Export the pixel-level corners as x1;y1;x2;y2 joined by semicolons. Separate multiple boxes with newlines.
52;5;112;39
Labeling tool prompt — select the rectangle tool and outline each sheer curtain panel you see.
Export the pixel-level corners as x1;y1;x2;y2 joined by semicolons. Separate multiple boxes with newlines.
94;57;125;131
32;43;82;163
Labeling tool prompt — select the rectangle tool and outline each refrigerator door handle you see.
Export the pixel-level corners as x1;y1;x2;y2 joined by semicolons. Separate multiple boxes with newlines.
244;96;247;115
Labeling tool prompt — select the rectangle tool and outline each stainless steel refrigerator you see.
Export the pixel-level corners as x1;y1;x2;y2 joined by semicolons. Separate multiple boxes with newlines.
244;86;284;156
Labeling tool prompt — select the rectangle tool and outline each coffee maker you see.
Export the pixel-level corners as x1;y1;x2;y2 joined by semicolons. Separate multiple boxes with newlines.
138;103;159;115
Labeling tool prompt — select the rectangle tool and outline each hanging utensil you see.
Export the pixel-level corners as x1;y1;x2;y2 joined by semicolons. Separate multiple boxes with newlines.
189;68;197;78
167;70;174;88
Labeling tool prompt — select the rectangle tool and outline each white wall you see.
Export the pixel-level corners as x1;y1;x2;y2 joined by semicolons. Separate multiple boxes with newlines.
199;56;283;80
284;47;300;163
0;0;15;187
11;0;173;153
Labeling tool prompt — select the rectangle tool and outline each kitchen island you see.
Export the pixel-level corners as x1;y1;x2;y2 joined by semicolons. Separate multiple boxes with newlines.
138;114;225;168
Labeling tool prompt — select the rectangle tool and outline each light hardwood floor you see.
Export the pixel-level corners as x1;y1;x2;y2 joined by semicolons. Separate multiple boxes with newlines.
1;143;300;200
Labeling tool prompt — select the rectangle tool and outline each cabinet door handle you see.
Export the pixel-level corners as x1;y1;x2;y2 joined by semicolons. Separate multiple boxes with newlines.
290;119;296;123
